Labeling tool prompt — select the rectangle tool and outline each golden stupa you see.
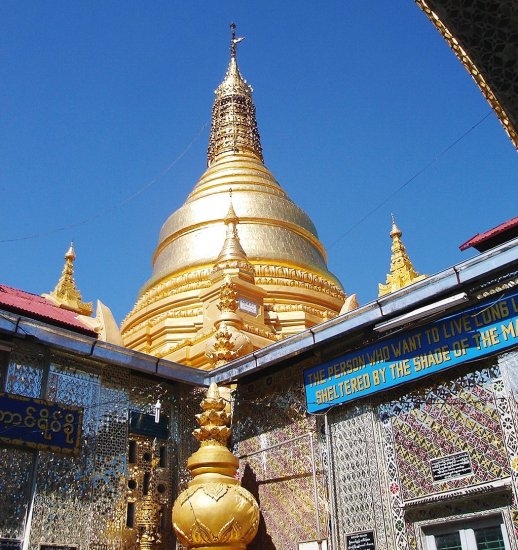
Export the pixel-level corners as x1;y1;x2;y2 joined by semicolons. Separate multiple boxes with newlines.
121;25;347;368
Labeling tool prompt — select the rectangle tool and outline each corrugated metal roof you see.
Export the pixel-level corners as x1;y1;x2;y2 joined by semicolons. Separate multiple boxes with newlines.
460;216;518;251
0;284;97;336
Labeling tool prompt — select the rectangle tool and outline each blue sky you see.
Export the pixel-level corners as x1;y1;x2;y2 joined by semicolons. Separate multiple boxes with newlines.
1;1;517;324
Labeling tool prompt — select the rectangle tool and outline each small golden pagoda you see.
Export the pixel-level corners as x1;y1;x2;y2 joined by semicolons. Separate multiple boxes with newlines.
378;215;426;296
43;243;124;344
121;25;346;368
172;383;259;549
43;242;93;316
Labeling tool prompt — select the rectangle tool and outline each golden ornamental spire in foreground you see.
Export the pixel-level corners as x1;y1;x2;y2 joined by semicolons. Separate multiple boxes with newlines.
207;23;263;166
44;243;93;316
172;383;259;549
378;215;426;297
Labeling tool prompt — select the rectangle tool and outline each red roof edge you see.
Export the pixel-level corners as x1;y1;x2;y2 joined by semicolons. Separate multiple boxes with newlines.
460;216;518;251
0;284;98;337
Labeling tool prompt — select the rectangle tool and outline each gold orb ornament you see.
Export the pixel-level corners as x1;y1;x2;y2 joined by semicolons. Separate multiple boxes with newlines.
172;383;259;549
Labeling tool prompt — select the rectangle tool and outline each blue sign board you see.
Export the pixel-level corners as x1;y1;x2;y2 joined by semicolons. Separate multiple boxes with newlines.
304;290;518;412
0;392;83;455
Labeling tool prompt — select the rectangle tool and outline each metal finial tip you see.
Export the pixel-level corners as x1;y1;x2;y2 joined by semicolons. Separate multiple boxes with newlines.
390;215;402;238
230;23;236;56
229;22;244;58
65;242;76;260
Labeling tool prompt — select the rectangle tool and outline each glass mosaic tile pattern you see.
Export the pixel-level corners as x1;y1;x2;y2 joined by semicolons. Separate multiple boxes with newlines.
232;362;328;550
381;365;509;501
0;348;180;550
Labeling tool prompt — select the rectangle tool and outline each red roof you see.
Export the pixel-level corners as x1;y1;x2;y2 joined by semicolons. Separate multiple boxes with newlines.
460;216;518;251
0;284;97;336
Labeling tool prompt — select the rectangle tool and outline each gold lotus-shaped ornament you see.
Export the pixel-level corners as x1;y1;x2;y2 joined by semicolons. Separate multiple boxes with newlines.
172;383;259;549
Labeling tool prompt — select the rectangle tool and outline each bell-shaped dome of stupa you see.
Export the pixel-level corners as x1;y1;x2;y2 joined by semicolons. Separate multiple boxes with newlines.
121;25;347;369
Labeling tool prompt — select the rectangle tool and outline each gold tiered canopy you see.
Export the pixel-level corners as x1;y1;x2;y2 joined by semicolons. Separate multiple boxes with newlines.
121;25;346;368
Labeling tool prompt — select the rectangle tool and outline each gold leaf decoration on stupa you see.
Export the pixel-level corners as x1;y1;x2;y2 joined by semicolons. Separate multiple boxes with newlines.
121;23;346;368
213;191;255;282
217;276;238;313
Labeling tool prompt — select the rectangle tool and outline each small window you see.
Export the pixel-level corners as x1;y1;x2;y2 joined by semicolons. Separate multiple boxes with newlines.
126;502;135;528
434;532;462;550
128;441;137;464
143;472;150;495
159;446;166;467
474;526;506;550
424;516;510;550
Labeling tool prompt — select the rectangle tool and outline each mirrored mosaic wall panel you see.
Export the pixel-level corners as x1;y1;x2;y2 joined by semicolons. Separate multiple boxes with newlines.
230;353;518;550
0;347;180;550
125;373;178;549
174;385;204;494
233;361;329;550
378;359;518;550
328;404;392;550
0;447;35;540
6;350;46;398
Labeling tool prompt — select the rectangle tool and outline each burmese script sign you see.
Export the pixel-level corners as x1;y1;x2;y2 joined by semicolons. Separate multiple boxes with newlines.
346;532;375;550
304;290;518;412
0;392;83;455
431;451;472;482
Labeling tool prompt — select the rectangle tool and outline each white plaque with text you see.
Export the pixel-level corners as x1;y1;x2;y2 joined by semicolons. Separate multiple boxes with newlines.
238;298;259;316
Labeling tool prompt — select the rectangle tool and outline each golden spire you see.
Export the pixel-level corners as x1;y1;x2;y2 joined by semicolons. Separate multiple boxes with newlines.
45;243;93;316
378;215;426;297
172;383;259;548
136;450;161;550
207;23;263;166
213;190;255;281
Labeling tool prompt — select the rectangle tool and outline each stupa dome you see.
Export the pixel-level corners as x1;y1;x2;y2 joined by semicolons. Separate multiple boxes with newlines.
146;151;338;292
